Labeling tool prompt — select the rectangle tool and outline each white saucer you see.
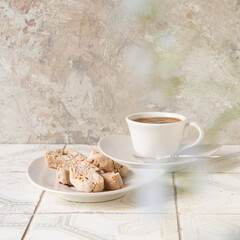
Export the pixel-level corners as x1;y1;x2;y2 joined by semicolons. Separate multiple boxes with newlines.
27;157;163;202
98;135;221;171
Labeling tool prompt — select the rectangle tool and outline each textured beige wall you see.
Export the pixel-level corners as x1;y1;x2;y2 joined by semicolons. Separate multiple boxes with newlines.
1;0;240;144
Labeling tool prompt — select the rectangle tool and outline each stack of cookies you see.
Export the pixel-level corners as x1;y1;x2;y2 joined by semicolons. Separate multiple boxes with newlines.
45;149;128;193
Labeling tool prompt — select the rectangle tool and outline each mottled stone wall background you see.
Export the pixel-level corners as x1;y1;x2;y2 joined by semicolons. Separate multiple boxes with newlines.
1;0;240;144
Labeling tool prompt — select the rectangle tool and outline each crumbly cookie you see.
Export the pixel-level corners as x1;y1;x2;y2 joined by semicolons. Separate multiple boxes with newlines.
69;159;104;193
101;172;123;190
87;150;128;177
56;161;72;185
45;149;86;169
56;154;88;185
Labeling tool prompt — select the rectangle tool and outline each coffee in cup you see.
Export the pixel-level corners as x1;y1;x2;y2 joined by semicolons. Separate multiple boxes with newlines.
126;112;204;158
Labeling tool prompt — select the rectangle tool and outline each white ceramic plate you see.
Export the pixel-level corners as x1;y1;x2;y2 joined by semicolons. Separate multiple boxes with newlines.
98;135;221;171
27;157;163;202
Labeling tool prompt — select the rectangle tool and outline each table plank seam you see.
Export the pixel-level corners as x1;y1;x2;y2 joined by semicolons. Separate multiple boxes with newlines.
178;172;240;174
172;173;182;240
21;190;45;240
3;212;240;215
28;212;177;215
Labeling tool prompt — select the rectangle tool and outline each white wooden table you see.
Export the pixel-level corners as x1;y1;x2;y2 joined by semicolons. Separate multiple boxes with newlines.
1;144;240;240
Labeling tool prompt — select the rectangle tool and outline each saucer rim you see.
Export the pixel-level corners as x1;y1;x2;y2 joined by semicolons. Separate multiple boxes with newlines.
98;135;222;167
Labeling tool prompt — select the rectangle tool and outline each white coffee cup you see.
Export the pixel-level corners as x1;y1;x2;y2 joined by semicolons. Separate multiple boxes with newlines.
126;112;204;158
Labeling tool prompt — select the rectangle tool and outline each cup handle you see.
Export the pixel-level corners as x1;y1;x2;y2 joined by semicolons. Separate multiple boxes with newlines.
178;122;204;153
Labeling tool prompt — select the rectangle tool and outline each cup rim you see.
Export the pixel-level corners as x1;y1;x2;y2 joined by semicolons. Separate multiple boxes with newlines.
126;112;186;126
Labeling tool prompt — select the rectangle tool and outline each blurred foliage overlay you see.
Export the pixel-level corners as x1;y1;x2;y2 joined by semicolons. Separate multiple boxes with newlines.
1;0;240;143
115;0;240;144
